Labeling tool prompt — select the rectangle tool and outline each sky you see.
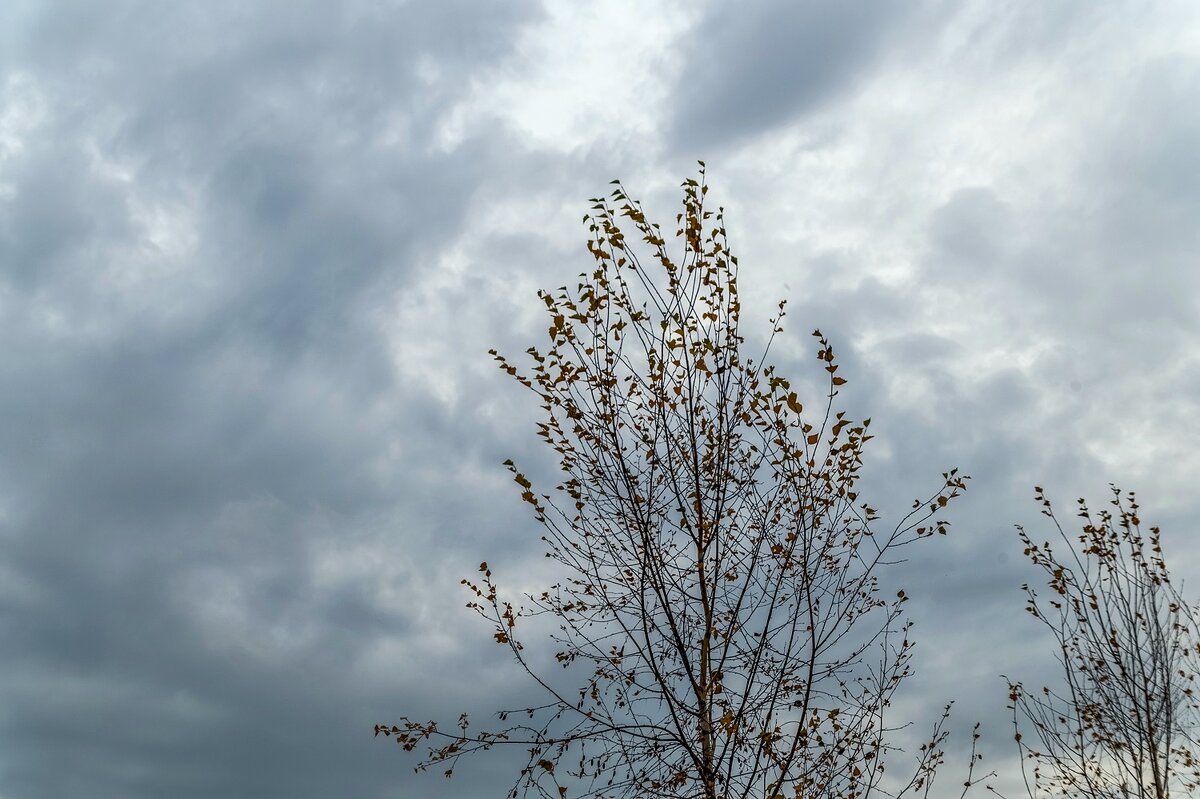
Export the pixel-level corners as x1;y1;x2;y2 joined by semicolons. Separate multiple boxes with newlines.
1;1;1199;797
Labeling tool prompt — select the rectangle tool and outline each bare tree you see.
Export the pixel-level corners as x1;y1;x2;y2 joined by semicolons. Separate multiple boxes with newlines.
378;165;979;799
1005;485;1200;799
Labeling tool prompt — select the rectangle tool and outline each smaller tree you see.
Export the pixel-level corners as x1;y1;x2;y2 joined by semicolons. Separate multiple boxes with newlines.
1006;485;1200;799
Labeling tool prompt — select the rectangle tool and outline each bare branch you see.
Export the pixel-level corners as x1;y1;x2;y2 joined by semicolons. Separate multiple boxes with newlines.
1008;486;1200;799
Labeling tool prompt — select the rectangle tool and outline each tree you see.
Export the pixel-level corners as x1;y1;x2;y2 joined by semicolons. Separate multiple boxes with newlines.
377;165;977;799
1005;485;1200;799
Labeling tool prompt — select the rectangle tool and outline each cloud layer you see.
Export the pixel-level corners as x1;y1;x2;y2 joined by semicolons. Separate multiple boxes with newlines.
1;2;1199;797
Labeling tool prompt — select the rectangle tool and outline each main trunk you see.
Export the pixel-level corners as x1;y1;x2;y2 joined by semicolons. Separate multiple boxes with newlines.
697;537;717;799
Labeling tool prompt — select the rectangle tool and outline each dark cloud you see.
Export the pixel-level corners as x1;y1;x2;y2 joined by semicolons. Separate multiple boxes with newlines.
668;0;912;152
0;1;547;797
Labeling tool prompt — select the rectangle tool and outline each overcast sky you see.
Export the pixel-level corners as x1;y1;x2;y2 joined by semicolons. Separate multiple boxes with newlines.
2;2;1200;797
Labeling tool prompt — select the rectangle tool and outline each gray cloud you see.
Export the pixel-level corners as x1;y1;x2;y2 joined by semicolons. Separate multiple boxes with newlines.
1;2;1199;797
668;0;912;152
0;2;547;797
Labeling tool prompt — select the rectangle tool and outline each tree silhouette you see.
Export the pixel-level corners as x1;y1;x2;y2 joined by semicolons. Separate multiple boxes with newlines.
1005;486;1200;799
377;165;979;799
